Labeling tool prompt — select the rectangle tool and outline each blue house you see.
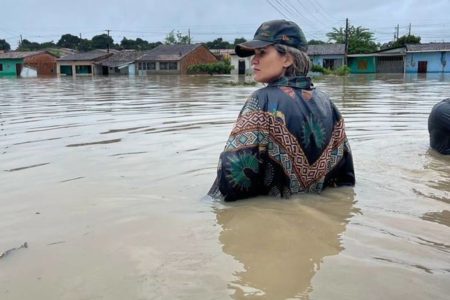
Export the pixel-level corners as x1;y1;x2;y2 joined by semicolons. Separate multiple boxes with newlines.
307;44;345;70
404;43;450;73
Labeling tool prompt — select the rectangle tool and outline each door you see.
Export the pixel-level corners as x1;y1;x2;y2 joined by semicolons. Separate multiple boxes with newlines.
418;61;427;73
238;60;246;74
323;59;335;70
15;63;22;76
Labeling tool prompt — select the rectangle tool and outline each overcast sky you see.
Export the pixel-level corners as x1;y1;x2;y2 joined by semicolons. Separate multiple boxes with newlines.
2;0;450;49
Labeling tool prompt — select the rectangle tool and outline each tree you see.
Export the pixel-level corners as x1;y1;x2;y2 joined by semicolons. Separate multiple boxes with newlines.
233;37;247;47
308;39;326;45
382;34;421;49
165;30;191;45
0;39;11;51
40;41;56;49
91;34;114;49
57;34;81;49
327;25;378;54
78;39;93;51
206;37;232;49
17;39;41;51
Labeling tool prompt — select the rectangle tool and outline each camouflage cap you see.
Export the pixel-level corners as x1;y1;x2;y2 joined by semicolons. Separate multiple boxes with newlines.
235;20;308;57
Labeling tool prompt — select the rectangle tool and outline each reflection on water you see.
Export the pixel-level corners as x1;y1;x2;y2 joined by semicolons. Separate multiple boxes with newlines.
216;189;356;299
1;74;450;299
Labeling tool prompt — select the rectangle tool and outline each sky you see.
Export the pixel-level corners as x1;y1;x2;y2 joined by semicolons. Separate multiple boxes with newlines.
2;0;450;49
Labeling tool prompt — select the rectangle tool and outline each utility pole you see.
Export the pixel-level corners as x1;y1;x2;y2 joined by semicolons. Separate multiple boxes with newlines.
188;28;191;44
396;24;399;40
408;23;411;36
80;33;82;39
105;29;111;52
20;34;23;47
344;18;349;66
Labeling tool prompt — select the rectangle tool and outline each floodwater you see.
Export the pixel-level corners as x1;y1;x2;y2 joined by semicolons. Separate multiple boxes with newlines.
0;74;449;300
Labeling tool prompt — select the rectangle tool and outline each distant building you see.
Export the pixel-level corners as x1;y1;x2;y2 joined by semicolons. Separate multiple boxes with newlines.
405;43;450;73
97;50;143;75
228;51;252;75
57;50;115;76
307;44;345;70
0;51;57;76
348;43;450;74
136;44;217;75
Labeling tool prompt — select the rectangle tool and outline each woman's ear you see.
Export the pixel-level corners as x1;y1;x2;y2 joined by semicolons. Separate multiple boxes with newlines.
283;54;294;68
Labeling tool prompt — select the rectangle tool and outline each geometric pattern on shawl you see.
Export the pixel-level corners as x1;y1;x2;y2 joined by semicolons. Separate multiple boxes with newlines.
225;111;347;192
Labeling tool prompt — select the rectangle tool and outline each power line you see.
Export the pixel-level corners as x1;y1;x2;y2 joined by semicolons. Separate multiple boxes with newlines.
266;0;291;19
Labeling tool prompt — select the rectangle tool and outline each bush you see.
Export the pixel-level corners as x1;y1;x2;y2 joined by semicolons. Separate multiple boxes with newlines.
333;65;351;76
311;64;350;76
311;64;332;75
188;59;233;75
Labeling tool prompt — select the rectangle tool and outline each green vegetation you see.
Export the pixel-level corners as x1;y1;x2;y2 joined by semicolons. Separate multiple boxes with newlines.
165;30;191;45
327;25;378;54
311;64;332;75
187;59;233;75
333;65;351;76
205;37;248;49
381;34;421;49
311;64;350;76
0;39;11;51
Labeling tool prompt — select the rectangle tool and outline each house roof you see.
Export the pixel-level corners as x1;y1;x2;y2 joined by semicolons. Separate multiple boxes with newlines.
58;49;116;61
0;51;47;59
307;44;345;55
97;50;143;67
137;44;202;61
406;43;450;52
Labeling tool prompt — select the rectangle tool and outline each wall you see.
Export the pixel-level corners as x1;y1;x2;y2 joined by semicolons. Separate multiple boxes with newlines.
405;52;449;73
310;55;344;68
23;53;57;76
0;59;22;76
180;46;218;74
57;61;98;76
21;66;38;77
348;57;376;73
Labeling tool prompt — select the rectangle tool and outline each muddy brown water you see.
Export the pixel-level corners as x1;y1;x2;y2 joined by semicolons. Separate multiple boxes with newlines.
0;74;449;299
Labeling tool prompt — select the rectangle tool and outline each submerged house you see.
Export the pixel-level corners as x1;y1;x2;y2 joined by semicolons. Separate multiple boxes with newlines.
307;44;345;70
348;48;405;74
348;43;450;74
136;44;217;75
0;51;57;76
57;50;115;76
405;43;450;73
97;50;143;75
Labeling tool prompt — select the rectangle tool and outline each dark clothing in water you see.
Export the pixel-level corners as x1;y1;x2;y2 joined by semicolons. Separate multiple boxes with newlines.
209;76;355;201
428;98;450;155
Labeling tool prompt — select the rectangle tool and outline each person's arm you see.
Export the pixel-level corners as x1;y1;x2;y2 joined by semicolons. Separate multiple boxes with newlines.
215;93;269;201
325;102;356;187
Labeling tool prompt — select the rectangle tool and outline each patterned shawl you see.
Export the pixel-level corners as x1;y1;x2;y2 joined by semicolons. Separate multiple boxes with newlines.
209;76;355;201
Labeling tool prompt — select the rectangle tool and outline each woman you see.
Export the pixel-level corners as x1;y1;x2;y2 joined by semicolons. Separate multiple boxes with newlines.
209;20;355;201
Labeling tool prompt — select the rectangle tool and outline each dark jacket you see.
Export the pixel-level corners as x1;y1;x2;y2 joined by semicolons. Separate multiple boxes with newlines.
428;98;450;155
209;76;355;201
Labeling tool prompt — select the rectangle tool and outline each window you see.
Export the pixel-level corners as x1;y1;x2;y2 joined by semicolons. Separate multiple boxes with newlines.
159;62;168;70
0;64;2;71
147;62;155;70
159;62;177;70
168;62;177;70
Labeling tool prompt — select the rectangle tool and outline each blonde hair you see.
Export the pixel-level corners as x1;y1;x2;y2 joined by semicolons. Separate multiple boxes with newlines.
274;44;310;76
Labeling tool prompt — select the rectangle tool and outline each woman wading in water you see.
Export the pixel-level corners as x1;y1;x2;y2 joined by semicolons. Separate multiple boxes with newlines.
209;20;355;201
